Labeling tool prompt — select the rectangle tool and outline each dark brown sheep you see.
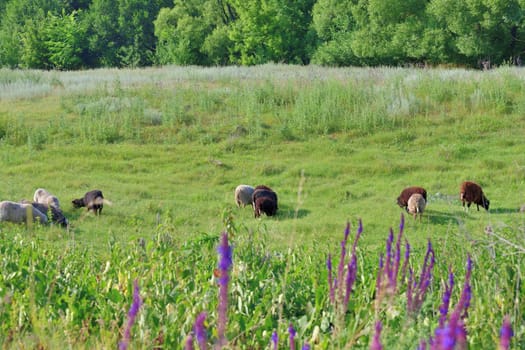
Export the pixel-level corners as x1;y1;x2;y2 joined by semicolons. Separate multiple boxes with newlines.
460;181;489;211
252;185;278;218
397;186;427;211
72;190;105;215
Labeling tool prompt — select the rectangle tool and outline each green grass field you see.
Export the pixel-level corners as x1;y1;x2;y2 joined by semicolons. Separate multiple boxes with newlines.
0;65;523;349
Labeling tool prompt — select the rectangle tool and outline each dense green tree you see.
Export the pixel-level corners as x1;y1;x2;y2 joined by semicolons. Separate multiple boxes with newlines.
428;0;525;67
45;10;87;69
228;0;315;65
310;0;359;66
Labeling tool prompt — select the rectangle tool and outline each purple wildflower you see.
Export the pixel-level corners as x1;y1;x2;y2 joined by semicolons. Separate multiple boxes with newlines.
370;321;383;350
302;343;311;350
408;240;435;314
327;254;335;304
217;232;233;347
194;312;207;350
288;323;296;350
119;279;142;350
271;330;278;350
401;240;410;282
453;254;472;318
439;268;454;326
185;333;194;350
499;315;513;350
337;224;349;304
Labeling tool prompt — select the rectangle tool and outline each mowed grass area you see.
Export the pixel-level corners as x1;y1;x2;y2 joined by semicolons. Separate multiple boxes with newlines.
0;65;524;348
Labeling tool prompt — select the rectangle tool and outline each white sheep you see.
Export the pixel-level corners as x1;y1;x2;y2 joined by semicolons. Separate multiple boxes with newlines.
0;201;48;224
407;193;426;220
33;188;61;209
234;185;255;207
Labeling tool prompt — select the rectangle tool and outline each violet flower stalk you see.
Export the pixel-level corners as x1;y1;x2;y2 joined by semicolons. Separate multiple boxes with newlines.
194;312;207;350
327;254;335;304
185;333;194;350
336;222;350;304
438;268;454;327
119;279;142;350
407;239;435;314
370;321;383;350
271;330;278;350
302;343;310;350
216;232;233;347
288;323;297;350
499;315;513;350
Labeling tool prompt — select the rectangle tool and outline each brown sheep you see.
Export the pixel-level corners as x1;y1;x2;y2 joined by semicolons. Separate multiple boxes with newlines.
407;193;426;220
252;185;278;218
397;186;427;212
234;185;255;207
72;190;105;215
460;181;489;211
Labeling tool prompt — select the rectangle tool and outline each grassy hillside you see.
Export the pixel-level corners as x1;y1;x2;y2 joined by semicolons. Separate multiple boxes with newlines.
0;65;523;348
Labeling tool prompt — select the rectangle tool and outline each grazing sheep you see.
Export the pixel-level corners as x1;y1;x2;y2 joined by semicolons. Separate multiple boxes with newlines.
234;185;255;207
460;181;490;211
72;190;105;215
33;188;61;209
252;185;278;218
0;201;48;224
407;193;426;220
22;201;68;227
397;186;427;211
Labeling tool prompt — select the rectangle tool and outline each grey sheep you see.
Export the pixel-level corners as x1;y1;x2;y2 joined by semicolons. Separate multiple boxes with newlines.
0;201;48;224
407;193;426;220
234;185;255;207
33;188;61;209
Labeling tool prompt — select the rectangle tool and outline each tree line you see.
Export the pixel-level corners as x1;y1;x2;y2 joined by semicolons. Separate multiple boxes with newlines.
1;0;524;70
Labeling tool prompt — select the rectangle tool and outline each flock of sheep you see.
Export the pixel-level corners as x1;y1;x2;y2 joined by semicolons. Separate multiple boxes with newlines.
0;189;106;228
0;180;490;228
236;181;491;220
395;180;490;220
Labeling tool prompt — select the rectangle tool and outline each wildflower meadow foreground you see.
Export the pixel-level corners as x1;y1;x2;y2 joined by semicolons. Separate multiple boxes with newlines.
115;215;516;349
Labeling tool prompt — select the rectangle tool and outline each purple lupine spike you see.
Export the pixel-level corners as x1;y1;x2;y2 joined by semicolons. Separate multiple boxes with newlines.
337;237;347;304
417;340;427;350
217;232;232;347
185;333;194;350
288;324;297;350
194;312;207;350
385;229;394;290
351;219;363;253
399;213;405;234
327;254;335;304
344;221;351;243
401;240;410;282
302;343;311;350
439;268;455;327
271;330;278;350
370;321;383;350
499;316;513;350
344;254;358;310
406;268;414;313
119;280;142;350
391;222;404;293
453;255;472;318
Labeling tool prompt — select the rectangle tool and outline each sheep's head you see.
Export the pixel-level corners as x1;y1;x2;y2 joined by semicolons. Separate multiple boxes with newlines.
482;196;490;211
71;198;84;208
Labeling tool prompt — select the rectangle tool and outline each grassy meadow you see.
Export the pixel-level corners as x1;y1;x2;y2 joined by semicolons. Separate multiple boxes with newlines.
0;65;524;349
